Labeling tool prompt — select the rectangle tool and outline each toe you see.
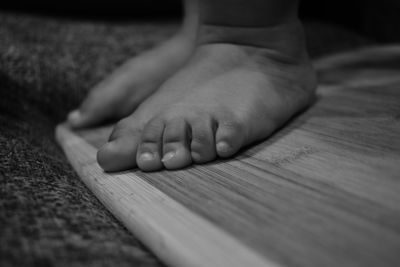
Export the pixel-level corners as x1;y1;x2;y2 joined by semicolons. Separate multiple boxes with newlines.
136;118;165;172
68;86;118;128
68;72;138;128
97;118;141;172
189;116;217;163
162;118;192;170
215;120;246;158
67;109;87;128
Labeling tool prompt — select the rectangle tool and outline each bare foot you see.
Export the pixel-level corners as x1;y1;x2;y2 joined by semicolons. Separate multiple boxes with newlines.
97;21;317;171
67;31;196;128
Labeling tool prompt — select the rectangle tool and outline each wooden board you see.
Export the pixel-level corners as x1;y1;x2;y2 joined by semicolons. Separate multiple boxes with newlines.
56;45;400;267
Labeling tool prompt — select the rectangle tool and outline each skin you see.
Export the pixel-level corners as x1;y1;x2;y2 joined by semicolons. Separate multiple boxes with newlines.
68;0;199;127
70;0;317;172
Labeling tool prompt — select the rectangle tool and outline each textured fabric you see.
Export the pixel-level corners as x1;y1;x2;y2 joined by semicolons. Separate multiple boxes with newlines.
0;11;371;267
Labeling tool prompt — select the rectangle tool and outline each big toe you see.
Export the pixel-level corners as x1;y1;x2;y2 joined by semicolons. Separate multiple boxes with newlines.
68;88;117;128
97;118;142;172
68;73;139;128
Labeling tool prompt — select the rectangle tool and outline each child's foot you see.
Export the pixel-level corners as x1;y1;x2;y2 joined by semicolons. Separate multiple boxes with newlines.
97;21;317;172
67;31;196;128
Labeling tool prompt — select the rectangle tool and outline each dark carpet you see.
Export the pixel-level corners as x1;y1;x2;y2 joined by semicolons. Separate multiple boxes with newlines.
0;11;371;267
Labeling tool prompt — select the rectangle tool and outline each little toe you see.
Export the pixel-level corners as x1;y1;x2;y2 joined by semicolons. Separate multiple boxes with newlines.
215;120;246;158
136;118;165;172
189;116;217;163
97;119;141;172
162;118;192;170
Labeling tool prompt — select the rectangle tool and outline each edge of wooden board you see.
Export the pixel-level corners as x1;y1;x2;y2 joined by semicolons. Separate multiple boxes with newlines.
55;123;280;267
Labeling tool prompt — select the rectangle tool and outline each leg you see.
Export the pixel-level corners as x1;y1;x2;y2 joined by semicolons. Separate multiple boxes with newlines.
67;0;199;128
98;0;317;172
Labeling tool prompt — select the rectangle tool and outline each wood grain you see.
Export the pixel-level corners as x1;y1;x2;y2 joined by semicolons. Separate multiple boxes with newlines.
56;125;278;267
56;45;400;267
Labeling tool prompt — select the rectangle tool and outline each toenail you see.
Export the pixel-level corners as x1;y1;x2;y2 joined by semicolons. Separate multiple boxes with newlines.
162;151;176;162
216;141;231;153
140;152;155;162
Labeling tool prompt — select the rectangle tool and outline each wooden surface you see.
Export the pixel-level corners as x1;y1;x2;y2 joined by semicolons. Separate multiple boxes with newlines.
56;46;400;267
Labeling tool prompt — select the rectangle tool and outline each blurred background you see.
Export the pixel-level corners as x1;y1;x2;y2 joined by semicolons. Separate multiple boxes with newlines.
1;0;399;42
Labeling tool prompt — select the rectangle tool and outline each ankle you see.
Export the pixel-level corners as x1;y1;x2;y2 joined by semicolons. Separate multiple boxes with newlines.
197;19;308;62
179;0;199;43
